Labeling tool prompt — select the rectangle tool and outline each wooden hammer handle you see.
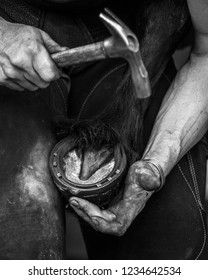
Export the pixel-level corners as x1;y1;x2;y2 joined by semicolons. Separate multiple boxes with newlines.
52;41;106;68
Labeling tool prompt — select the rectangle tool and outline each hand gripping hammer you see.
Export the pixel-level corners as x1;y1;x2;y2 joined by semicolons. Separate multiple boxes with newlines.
52;8;151;99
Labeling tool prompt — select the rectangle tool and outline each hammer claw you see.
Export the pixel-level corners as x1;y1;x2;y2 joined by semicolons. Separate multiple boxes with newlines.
100;9;139;52
100;12;129;46
103;8;131;34
100;9;151;99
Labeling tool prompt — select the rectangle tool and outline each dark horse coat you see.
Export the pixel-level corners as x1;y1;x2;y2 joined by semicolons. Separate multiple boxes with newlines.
0;0;207;260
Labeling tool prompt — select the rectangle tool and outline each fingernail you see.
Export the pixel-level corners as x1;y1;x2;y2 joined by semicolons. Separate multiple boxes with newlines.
70;200;79;208
92;218;99;226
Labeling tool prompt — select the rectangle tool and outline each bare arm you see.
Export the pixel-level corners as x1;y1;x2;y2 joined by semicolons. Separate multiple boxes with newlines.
69;0;208;236
142;0;208;177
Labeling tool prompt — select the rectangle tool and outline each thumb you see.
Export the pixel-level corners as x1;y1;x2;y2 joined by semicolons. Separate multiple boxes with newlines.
40;30;68;54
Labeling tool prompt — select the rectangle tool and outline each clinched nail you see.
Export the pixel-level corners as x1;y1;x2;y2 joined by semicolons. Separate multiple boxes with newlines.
70;200;79;208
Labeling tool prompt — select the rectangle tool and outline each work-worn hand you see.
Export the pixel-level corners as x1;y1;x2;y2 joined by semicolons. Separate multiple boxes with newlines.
0;18;67;91
69;160;161;236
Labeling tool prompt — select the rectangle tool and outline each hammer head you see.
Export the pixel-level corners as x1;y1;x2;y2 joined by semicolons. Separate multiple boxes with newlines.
100;8;139;57
100;8;151;99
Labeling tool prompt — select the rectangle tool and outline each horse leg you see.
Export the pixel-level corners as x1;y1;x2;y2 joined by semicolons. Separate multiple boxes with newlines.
0;85;65;259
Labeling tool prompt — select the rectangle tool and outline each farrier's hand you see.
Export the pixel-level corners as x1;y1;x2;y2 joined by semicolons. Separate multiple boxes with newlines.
0;19;67;91
69;160;161;236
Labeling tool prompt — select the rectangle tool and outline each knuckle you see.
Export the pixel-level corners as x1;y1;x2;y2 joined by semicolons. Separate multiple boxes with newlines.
4;67;17;79
11;55;28;68
35;62;58;82
21;35;42;56
10;55;21;66
26;42;41;55
22;26;39;38
82;205;89;214
33;48;59;82
43;74;55;82
13;30;41;59
84;216;90;224
43;71;58;82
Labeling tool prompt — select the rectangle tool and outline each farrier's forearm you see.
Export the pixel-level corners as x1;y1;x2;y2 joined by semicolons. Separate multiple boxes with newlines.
142;53;208;177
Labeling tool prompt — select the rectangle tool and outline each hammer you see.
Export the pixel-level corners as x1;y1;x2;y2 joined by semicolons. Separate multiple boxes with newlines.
52;8;151;99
